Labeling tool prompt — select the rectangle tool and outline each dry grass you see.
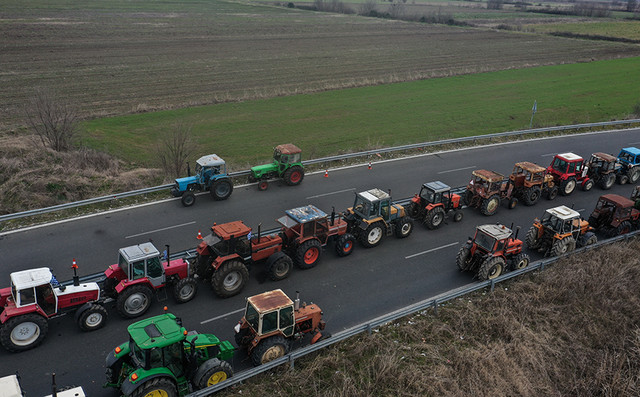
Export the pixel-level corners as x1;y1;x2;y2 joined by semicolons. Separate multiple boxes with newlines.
224;238;640;397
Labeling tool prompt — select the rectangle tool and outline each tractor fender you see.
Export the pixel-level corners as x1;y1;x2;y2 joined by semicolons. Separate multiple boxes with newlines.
121;369;176;397
115;278;154;294
425;203;442;211
0;303;46;324
212;254;241;271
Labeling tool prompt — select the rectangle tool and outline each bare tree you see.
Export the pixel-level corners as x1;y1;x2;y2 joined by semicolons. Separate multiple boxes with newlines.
628;0;637;12
25;88;79;152
388;0;405;18
158;121;196;178
359;0;377;15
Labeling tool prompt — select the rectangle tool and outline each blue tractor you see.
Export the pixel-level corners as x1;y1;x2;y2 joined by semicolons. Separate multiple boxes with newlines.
171;154;233;207
617;147;640;185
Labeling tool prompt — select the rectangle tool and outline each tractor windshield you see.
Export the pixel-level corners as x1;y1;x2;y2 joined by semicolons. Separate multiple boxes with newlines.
130;341;147;369
245;302;260;333
474;231;496;252
551;157;569;173
541;212;568;233
353;196;372;218
419;187;437;203
118;253;130;279
208;234;230;256
618;151;634;163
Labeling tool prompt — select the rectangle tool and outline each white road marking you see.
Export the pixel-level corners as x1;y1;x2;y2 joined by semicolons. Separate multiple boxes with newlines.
201;308;245;324
405;242;459;259
306;188;355;199
125;221;196;239
437;166;476;174
541;153;557;157
629;142;640;145
576;208;585;212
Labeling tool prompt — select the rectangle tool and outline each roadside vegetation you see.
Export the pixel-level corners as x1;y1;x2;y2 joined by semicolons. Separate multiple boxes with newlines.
221;238;640;396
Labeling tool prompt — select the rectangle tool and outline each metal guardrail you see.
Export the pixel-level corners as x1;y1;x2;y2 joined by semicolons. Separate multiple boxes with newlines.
186;229;640;396
1;119;638;223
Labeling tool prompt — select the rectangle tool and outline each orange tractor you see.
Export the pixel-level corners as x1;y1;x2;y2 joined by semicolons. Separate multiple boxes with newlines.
234;289;327;366
408;181;464;229
525;205;597;257
456;224;529;280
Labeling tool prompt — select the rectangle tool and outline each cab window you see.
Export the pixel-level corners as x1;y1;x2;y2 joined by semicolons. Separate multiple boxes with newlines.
261;311;279;334
147;257;163;278
131;260;145;280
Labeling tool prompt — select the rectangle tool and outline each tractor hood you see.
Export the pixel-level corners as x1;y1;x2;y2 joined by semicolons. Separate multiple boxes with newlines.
174;175;198;189
251;162;277;173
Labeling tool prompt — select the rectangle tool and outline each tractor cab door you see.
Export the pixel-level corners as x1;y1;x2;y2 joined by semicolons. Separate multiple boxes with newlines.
379;200;390;221
146;256;165;287
163;343;187;378
35;284;57;316
277;153;289;174
280;305;295;337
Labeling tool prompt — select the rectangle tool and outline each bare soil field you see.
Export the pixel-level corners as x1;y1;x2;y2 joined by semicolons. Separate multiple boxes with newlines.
1;0;638;130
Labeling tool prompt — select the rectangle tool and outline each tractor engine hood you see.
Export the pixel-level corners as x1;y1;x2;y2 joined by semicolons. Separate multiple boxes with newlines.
251;163;277;174
175;175;198;187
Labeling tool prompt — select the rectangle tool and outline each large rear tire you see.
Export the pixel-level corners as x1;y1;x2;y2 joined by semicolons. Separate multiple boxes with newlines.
131;378;178;397
425;208;445;229
116;285;153;319
360;222;384;248
211;260;249;298
480;195;500;216
294;239;322;269
173;277;198;303
522;186;541;206
550;236;576;257
251;335;290;366
266;252;293;281
478;256;505;280
0;314;48;352
194;358;234;389
211;179;233;201
283;166;304;186
525;226;541;250
456;244;473;271
599;173;615;190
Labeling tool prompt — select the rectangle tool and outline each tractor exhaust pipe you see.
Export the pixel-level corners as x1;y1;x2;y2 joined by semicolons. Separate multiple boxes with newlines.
294;291;300;311
187;162;191;177
165;245;171;265
514;226;520;240
330;207;336;226
257;223;261;242
52;373;57;397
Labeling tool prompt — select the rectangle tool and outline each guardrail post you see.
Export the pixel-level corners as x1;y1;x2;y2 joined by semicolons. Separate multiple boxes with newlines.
490;279;495;293
289;355;295;370
433;299;438;316
540;260;546;271
367;324;372;335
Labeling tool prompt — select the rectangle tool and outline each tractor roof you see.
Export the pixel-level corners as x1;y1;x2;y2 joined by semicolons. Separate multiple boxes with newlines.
275;144;302;155
556;152;582;162
599;194;635;208
590;152;617;162
10;267;53;290
514;162;545;173
119;242;160;263
423;181;451;193
472;170;504;183
247;289;293;314
212;221;251;239
477;224;512;241
621;147;640;156
196;154;225;167
128;313;186;349
284;205;327;224
545;205;580;220
358;188;390;202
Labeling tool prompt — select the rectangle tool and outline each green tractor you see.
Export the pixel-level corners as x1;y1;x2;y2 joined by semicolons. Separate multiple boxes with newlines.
104;312;234;397
249;144;304;191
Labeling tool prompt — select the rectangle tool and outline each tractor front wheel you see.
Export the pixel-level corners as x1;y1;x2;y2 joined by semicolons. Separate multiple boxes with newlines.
116;285;153;318
181;192;196;207
618;174;629;185
512;253;530;270
295;239;322;269
452;210;463;222
480;195;500;216
600;173;615;190
425;208;445;229
478;256;505;280
211;260;249;298
546;186;558;200
560;177;576;196
258;180;269;191
395;217;413;238
335;233;356;257
131;377;178;397
582;179;594;192
266;252;293;281
251;335;290;366
283;166;304;186
0;314;48;352
550;236;576;257
360;222;384;248
173;277;198;303
194;358;234;389
77;304;108;332
211;179;233;201
456;244;473;271
522;186;541;206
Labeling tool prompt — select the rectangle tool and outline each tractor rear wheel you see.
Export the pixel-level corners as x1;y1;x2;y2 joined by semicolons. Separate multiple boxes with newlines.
211;260;249;298
335;233;356;257
425;208;445;229
617;174;629;185
360;222;385;248
251;335;290;366
195;254;213;279
283;166;304;186
525;226;541;250
615;221;632;236
512;253;530;270
582;179;594;191
211;179;233;201
116;285;153;318
131;377;178;397
480;195;500;216
522;186;541;206
478;256;505;280
0;314;48;352
560;177;576;195
463;190;474;206
173;277;198;303
395;217;413;238
550;236;576;257
77;304;108;332
266;252;293;281
194;358;234;389
408;202;422;219
295;239;322;269
181;192;196;207
599;173;615;190
456;244;473;271
628;167;640;183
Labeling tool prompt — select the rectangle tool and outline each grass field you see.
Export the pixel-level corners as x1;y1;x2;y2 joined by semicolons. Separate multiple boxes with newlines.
82;56;640;168
1;0;638;131
528;20;640;41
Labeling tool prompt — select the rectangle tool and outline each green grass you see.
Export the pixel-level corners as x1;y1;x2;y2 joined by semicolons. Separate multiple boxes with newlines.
529;21;640;41
81;56;640;169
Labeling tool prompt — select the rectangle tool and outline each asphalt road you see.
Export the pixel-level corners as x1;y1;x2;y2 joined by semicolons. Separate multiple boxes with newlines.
1;128;639;395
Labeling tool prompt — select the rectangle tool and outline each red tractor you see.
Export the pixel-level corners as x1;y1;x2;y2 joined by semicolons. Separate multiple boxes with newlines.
196;205;355;298
408;181;463;229
103;242;198;318
0;267;106;352
546;152;593;195
464;170;517;216
588;194;639;237
234;289;327;366
456;224;530;280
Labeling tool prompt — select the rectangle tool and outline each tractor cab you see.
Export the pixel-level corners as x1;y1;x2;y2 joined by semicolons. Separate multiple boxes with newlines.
199;221;253;258
468;170;506;195
417;181;458;207
548;153;586;177
591;194;637;224
194;154;226;185
278;205;338;246
273;144;302;173
509;162;550;187
617;147;640;166
242;289;296;338
539;206;584;235
351;188;393;221
472;224;516;254
587;152;618;174
117;243;166;287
